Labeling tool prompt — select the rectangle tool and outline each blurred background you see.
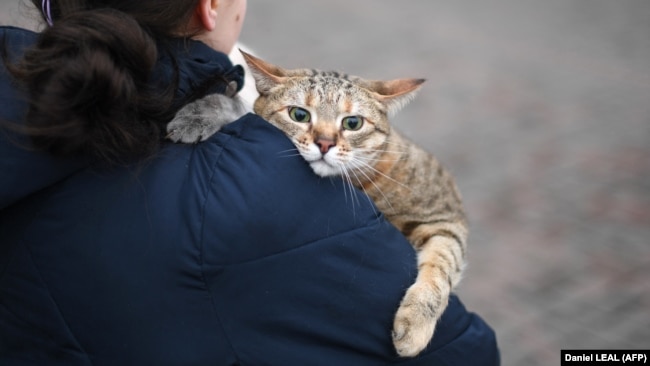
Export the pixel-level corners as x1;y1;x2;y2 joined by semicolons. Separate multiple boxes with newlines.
3;1;649;365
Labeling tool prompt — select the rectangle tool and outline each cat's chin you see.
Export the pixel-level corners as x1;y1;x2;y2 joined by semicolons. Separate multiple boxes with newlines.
309;160;340;177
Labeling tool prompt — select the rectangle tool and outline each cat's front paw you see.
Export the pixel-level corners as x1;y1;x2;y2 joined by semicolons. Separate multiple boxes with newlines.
166;116;221;144
392;282;446;357
166;93;248;144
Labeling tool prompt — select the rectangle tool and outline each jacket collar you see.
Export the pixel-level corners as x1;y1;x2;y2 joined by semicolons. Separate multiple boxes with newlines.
153;38;245;107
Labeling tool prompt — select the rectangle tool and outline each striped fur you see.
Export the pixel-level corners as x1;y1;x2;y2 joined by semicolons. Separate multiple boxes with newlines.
242;52;468;358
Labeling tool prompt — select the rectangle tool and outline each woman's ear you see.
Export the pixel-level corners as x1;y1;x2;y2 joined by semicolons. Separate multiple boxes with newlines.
196;0;219;31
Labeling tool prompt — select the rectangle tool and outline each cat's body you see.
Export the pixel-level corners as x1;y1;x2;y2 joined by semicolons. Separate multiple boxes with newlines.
167;52;468;358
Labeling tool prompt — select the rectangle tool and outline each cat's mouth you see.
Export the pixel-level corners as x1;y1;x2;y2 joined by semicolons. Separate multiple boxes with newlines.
300;146;342;177
308;157;341;177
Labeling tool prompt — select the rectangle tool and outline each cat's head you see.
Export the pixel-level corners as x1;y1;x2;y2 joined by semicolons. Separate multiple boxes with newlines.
241;51;424;178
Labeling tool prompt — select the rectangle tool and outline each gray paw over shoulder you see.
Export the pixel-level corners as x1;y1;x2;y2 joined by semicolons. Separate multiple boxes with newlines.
167;91;249;144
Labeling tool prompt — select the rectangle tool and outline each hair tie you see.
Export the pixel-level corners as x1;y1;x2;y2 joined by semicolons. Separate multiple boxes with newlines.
42;0;54;26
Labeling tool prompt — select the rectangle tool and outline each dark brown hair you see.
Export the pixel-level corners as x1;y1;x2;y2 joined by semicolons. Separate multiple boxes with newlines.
2;0;201;164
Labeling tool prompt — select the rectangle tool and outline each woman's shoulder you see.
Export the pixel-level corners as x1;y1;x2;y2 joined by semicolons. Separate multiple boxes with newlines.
190;112;389;263
185;113;499;365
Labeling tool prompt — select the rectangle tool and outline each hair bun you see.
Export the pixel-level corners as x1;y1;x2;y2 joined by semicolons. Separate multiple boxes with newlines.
21;9;161;164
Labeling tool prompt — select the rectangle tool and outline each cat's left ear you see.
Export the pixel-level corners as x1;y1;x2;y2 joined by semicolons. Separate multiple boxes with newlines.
367;78;425;116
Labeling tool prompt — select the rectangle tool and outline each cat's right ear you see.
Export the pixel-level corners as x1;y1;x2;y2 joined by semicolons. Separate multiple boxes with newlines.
239;50;287;95
369;78;426;117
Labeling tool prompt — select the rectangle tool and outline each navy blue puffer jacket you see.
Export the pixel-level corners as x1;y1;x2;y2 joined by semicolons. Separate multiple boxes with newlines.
0;26;499;365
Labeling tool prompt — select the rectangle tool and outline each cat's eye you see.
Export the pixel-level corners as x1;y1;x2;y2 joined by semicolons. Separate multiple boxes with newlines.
288;107;311;123
342;116;364;131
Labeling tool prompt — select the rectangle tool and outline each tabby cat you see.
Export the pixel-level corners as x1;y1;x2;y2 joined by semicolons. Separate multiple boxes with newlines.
167;52;468;358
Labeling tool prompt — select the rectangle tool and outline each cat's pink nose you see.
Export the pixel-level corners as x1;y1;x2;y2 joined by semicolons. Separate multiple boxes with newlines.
316;137;336;154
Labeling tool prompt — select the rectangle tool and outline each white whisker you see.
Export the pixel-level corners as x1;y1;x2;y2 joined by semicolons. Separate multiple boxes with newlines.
338;165;362;214
277;148;300;154
346;162;385;205
278;153;304;158
347;164;384;215
276;148;303;158
348;158;412;192
353;154;407;163
355;148;407;155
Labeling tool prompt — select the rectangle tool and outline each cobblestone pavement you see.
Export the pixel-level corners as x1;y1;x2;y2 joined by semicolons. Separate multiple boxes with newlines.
3;1;649;365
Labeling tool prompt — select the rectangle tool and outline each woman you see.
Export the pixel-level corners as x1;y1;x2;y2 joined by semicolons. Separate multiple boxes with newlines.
0;1;499;364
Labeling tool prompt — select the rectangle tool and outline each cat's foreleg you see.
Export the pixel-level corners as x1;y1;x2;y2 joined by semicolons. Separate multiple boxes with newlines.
392;223;467;357
167;92;249;143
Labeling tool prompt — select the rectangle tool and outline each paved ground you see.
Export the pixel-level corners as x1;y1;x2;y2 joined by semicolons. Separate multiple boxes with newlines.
3;1;649;365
